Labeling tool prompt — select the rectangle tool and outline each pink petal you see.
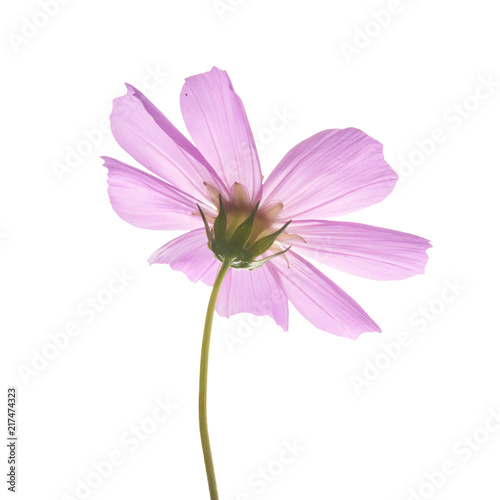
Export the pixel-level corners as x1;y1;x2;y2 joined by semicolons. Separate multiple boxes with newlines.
216;264;289;330
150;229;289;329
103;156;202;231
269;250;380;339
148;228;219;285
180;67;262;203
288;220;431;280
110;84;227;203
262;128;398;219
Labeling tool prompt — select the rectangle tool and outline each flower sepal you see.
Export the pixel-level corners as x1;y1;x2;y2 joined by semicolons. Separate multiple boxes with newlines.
198;196;291;270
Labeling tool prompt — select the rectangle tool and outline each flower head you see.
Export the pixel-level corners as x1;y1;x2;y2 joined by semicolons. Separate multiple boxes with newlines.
197;193;292;270
103;67;431;339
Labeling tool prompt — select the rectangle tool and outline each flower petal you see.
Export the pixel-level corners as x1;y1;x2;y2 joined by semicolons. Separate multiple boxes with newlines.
148;228;219;285
262;128;398;219
288;220;431;280
103;156;202;230
180;67;262;203
216;264;289;330
110;84;227;203
269;250;380;338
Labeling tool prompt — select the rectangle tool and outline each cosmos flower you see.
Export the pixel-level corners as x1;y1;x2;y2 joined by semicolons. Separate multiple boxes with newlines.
103;67;430;339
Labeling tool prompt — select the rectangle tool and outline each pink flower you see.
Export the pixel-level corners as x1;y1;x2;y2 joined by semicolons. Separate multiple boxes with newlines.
103;67;430;339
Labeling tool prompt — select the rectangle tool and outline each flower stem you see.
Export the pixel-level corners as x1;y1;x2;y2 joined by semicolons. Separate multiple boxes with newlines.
199;258;231;500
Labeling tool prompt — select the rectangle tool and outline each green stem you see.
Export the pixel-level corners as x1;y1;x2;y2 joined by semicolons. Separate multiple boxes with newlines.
199;258;231;500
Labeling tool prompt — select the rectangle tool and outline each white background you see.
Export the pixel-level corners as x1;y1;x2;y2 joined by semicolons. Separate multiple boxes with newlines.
2;0;500;499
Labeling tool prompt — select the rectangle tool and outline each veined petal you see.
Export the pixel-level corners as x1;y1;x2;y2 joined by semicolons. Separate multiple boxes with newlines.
149;229;289;329
148;228;220;285
216;263;289;330
288;220;431;280
180;67;263;203
110;84;227;203
103;156;203;230
269;250;380;339
262;128;398;219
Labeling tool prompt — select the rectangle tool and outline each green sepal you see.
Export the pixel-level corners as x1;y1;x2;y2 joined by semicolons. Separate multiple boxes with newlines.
197;204;213;245
245;246;291;270
200;196;292;271
246;220;291;259
229;201;260;248
213;194;227;240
